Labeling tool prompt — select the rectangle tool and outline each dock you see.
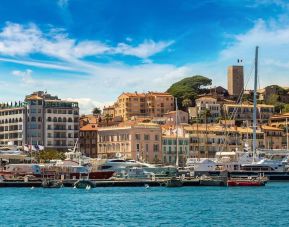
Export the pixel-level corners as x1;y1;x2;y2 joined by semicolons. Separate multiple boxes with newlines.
0;177;227;187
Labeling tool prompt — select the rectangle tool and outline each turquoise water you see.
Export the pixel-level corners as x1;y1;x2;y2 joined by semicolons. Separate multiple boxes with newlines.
1;183;289;226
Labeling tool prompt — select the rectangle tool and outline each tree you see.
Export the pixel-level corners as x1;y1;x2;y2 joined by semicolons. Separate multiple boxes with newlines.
92;107;101;115
167;75;212;110
283;104;289;113
104;114;113;126
182;98;193;111
36;149;66;162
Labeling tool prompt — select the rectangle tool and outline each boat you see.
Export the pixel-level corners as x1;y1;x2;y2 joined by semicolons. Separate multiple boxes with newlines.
74;179;95;189
227;176;267;187
165;177;183;187
42;179;63;188
199;175;226;186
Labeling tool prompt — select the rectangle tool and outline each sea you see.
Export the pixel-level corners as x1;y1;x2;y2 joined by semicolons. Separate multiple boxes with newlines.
1;182;289;226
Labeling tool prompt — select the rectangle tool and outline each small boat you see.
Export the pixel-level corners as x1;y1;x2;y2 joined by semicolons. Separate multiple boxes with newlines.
74;179;95;189
165;177;183;187
227;176;267;187
42;179;63;188
199;176;225;186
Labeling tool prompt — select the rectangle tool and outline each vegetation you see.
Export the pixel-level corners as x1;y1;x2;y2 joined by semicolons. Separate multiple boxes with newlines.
167;75;212;110
92;107;101;115
283;104;289;113
35;149;66;162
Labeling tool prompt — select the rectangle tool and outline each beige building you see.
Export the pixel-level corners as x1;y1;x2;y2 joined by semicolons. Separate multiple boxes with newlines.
227;65;244;96
112;92;174;121
97;123;162;163
189;96;221;122
261;125;284;149
269;113;289;128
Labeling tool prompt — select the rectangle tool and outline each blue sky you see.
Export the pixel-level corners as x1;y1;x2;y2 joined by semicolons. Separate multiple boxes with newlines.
0;0;289;113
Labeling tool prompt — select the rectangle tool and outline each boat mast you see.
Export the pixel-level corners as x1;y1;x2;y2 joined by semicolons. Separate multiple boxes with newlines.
175;98;179;168
253;46;258;162
286;117;289;152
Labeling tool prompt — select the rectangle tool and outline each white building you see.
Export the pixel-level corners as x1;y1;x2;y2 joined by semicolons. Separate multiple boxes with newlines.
0;91;79;150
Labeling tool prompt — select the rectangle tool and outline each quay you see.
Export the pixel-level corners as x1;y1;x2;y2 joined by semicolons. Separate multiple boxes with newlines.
0;178;220;188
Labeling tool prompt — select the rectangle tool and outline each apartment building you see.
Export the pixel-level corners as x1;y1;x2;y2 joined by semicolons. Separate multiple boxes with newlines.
0;103;27;146
269;112;289;128
97;123;162;163
0;91;79;150
189;96;221;123
162;135;189;166
223;104;275;124
79;124;98;158
184;124;265;158
111;92;174;121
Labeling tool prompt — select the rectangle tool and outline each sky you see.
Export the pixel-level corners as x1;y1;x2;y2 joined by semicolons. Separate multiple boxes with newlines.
0;0;289;113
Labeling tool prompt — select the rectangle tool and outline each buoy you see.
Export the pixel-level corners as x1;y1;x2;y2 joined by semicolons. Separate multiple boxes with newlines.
145;184;150;189
31;186;35;189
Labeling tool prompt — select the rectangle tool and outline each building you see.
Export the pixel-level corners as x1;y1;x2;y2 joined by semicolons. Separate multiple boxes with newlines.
79;124;98;158
0;91;79;150
223;104;275;124
227;65;244;96
0;102;27;146
97;123;162;163
184;123;266;158
162;110;189;125
189;96;221;123
261;125;284;149
162;135;189;166
112;91;174;121
269;112;289;128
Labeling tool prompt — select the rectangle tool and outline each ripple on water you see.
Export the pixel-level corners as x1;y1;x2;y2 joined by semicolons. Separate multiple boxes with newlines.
1;183;289;226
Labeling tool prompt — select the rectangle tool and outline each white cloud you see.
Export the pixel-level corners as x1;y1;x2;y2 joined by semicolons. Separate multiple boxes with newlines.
115;39;174;59
11;69;34;84
0;22;173;60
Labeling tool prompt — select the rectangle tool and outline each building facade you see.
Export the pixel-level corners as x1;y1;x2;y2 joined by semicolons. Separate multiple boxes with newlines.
0;103;27;146
97;123;162;163
112;92;174;121
223;104;274;124
0;91;79;150
162;135;189;166
227;65;244;96
79;124;98;158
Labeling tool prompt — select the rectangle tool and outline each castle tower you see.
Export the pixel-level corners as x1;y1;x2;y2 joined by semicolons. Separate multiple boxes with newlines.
227;65;244;96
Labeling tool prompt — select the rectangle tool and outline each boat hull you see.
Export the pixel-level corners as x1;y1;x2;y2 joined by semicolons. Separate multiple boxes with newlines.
227;180;266;187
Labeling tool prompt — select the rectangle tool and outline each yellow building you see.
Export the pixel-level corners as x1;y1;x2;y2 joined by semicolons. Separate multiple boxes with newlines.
113;92;174;121
184;124;265;158
223;103;274;123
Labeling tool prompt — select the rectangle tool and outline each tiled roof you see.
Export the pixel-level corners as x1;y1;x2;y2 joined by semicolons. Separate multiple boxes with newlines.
80;124;98;131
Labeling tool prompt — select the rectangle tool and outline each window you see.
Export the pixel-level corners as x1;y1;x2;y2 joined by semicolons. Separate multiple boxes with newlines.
135;134;141;140
153;144;159;152
155;135;159;141
144;134;150;140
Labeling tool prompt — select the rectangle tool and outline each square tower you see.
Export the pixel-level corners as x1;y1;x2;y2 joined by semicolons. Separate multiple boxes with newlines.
227;65;244;96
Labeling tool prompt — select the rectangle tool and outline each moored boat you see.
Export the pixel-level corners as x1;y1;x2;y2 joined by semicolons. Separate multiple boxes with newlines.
227;176;267;187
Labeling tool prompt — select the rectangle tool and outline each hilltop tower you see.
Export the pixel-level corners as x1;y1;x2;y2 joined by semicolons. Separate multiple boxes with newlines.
227;65;244;97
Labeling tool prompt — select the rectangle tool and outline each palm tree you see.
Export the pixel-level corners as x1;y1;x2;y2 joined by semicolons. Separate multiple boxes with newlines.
182;98;193;111
104;114;113;126
200;109;211;158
